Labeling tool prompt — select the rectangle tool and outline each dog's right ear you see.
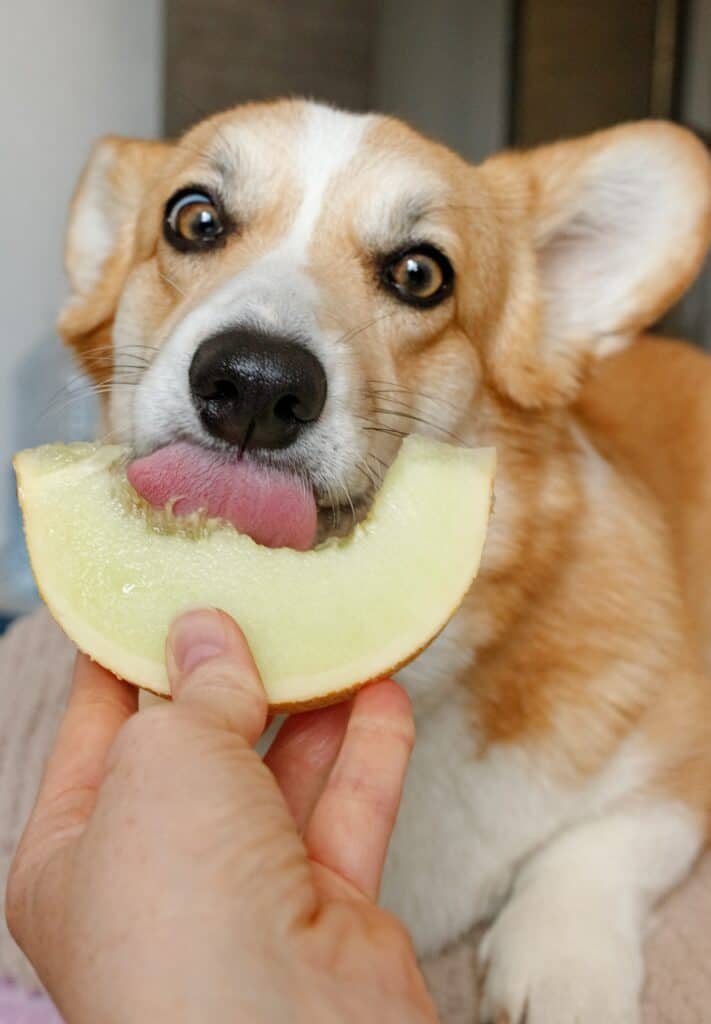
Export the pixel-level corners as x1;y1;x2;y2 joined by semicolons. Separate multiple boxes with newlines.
58;136;172;378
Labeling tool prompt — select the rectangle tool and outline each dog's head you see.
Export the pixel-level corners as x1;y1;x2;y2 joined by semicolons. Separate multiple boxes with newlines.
59;99;711;549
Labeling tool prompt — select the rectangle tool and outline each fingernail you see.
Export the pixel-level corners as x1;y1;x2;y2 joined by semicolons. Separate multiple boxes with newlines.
169;608;227;675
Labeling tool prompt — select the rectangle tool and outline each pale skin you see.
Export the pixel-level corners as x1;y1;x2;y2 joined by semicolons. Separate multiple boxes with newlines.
5;608;437;1024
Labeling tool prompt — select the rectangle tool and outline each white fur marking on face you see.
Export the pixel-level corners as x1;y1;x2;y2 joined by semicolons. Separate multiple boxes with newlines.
276;103;371;265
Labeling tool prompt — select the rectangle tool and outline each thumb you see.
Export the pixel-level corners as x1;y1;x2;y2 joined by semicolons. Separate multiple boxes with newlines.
166;608;268;745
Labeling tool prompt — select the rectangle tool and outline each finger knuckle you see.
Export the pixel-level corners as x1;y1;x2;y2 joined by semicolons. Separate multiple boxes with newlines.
351;713;416;754
107;706;168;769
382;910;416;952
181;658;267;730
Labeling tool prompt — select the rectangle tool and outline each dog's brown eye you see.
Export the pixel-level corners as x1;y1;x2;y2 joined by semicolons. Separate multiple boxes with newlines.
382;245;453;307
164;190;225;251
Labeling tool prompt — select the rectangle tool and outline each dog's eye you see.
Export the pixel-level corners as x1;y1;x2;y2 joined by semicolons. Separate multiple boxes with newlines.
164;190;225;250
382;245;453;307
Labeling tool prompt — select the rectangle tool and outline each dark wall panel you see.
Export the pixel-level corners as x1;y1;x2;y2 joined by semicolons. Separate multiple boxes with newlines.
165;0;378;136
513;0;659;145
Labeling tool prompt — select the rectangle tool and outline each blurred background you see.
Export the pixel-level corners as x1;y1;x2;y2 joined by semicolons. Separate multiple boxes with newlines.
1;0;709;627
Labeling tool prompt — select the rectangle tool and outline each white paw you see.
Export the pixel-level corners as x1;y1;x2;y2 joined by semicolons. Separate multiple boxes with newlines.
478;890;642;1024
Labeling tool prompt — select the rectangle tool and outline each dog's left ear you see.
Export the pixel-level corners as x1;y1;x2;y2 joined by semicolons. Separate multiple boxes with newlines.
485;122;711;406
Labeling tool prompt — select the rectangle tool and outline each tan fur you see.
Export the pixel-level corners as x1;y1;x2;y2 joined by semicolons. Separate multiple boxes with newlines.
579;338;711;822
59;100;711;835
580;337;711;655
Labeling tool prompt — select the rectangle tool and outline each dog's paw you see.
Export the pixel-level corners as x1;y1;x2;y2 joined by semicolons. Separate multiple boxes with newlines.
478;890;642;1024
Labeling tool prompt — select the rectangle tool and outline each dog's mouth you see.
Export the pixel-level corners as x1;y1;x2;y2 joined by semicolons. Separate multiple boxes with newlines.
314;486;374;544
126;442;376;550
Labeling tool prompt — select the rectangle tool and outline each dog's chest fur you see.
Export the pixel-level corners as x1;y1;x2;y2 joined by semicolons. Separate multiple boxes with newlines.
381;665;546;956
383;612;659;958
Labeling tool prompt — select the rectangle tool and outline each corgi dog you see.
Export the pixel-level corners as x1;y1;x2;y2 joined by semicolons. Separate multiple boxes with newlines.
58;100;711;1023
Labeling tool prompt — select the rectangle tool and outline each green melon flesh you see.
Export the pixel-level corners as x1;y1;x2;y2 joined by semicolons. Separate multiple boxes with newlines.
14;436;495;710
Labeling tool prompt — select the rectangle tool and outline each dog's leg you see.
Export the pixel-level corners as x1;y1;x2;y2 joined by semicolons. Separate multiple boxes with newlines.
478;800;702;1024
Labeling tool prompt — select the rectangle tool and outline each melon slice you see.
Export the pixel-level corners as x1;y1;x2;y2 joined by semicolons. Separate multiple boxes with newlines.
14;437;495;710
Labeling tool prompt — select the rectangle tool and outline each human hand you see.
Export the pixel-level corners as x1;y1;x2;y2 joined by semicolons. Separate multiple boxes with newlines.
6;608;437;1024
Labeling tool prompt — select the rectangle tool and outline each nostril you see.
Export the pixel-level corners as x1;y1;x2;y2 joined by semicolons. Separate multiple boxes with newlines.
201;378;239;402
273;393;306;423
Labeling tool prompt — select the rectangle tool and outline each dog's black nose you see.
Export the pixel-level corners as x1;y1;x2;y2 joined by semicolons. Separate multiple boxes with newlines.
189;328;327;450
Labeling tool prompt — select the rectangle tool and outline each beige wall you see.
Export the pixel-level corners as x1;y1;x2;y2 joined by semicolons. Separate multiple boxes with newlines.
0;0;162;559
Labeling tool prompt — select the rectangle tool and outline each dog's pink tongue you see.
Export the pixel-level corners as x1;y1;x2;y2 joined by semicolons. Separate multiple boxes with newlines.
126;442;317;550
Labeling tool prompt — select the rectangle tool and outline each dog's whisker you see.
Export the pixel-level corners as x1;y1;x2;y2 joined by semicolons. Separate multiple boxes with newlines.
360;424;409;440
340;477;357;531
320;480;338;532
335;312;397;347
365;451;387;482
366;407;464;444
77;351;155;365
94;363;150;375
84;340;159;354
42;366;132;409
97;426;129;445
48;361;151;402
45;368;146;407
367;451;389;472
315;308;343;327
330;482;341;532
158;272;187;297
365;380;465;415
355;458;380;493
37;382;141;424
365;387;462;417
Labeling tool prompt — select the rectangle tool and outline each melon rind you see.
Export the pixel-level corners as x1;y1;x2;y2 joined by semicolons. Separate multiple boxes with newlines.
14;437;495;710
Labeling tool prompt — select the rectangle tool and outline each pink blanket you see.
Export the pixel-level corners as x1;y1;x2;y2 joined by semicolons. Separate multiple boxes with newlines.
0;982;60;1024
